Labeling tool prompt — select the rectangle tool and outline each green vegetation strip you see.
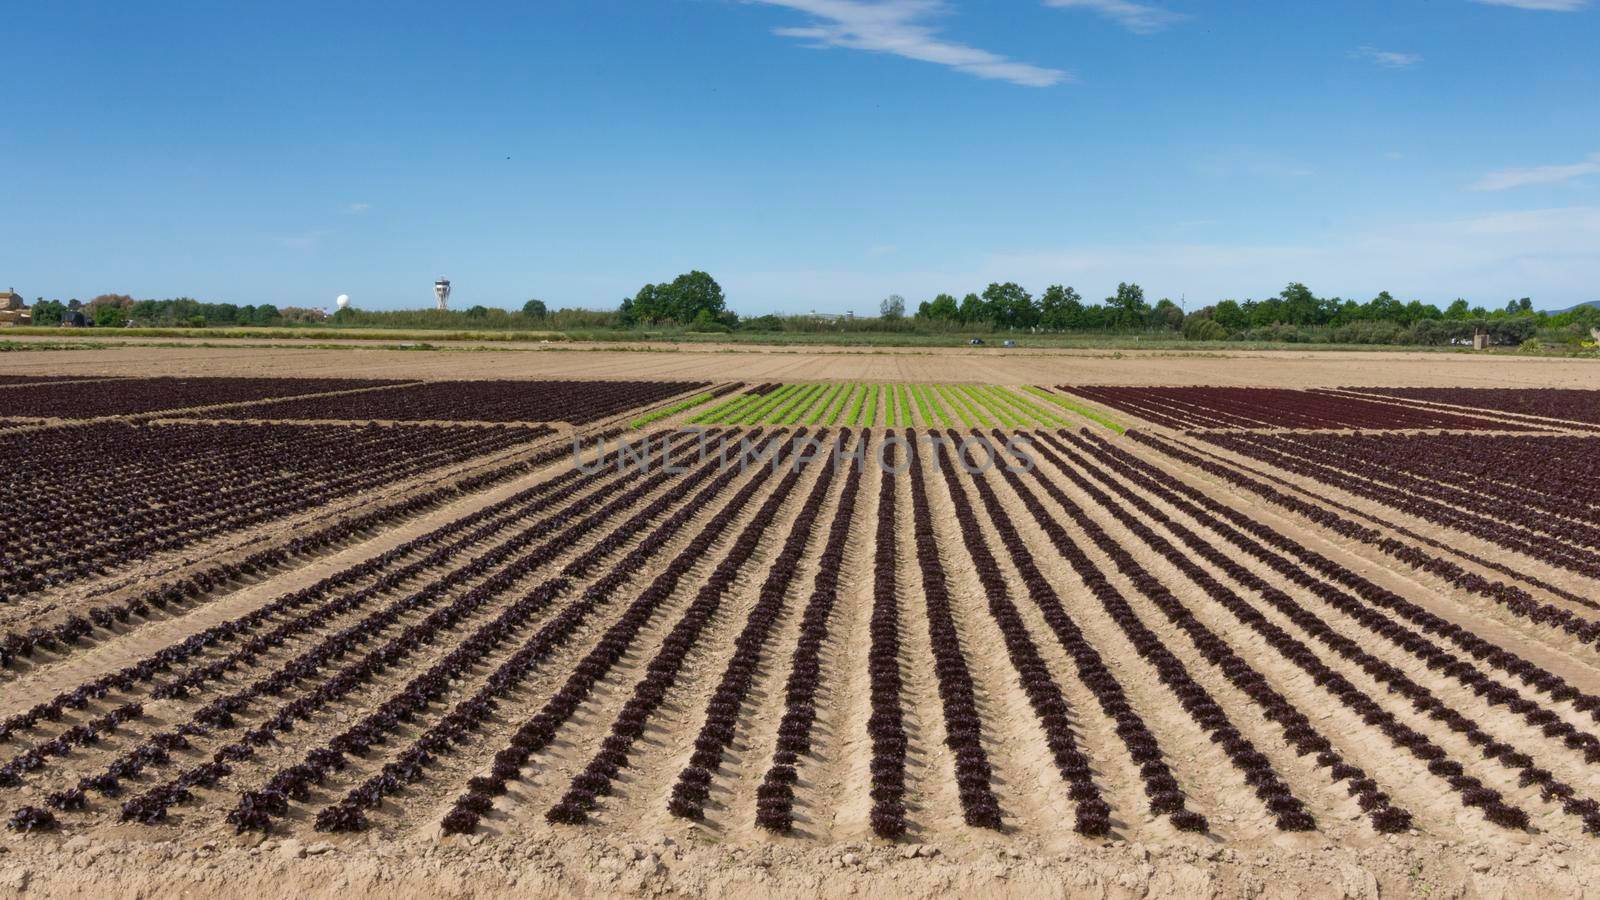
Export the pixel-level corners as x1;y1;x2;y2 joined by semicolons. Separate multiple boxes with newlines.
951;385;993;428
895;385;913;427
679;382;1123;429
1022;385;1126;433
631;392;718;428
843;384;865;426
739;384;801;424
693;389;759;424
860;385;878;427
806;383;845;425
934;385;972;427
963;385;1014;428
988;385;1066;428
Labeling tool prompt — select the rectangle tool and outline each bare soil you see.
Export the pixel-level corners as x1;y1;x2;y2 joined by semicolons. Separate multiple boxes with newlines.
2;339;1598;387
2;348;1598;898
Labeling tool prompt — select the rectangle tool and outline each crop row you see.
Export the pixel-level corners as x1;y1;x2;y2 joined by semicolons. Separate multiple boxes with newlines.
0;375;117;385
1174;438;1596;612
903;433;1003;828
30;431;713;820
210;379;710;424
1200;432;1600;580
545;429;826;825
1345;387;1600;428
667;432;852;821
154;430;716;823
0;421;550;600
0;429;664;789
218;429;747;832
754;433;867;832
1040;430;1579;831
866;433;908;836
1030;432;1425;831
443;431;810;833
628;383;742;429
1063;386;1518;431
309;430;771;832
693;383;1103;430
1079;433;1600;829
998;432;1324;832
924;433;1116;834
1131;433;1600;701
0;427;591;673
0;377;403;420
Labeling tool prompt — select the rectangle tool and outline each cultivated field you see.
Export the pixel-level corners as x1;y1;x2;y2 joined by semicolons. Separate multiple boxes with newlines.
1;346;1598;899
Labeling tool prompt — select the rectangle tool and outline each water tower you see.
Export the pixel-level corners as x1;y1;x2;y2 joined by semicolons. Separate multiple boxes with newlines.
434;278;451;311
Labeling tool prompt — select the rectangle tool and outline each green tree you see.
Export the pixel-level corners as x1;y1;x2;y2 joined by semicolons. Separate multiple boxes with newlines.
1037;285;1084;330
1404;300;1441;324
880;294;906;321
1445;298;1471;319
30;299;66;326
917;293;960;321
619;271;727;325
666;270;726;322
957;293;985;324
1364;291;1404;322
94;305;128;327
1149;298;1184;330
1213;299;1247;331
522;299;548;318
981;282;1037;328
1106;282;1149;329
1279;282;1319;324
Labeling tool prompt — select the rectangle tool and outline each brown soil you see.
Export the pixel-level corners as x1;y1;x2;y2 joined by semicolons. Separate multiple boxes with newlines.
2;340;1599;387
2;349;1598;898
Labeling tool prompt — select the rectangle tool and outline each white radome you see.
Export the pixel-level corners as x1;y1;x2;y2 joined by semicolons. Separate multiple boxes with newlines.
336;294;350;309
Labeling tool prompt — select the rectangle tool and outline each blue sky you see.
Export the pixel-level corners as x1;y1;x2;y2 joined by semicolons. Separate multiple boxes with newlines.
3;0;1598;313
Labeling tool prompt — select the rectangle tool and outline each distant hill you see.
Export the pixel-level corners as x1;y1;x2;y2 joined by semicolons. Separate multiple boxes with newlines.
1555;300;1600;314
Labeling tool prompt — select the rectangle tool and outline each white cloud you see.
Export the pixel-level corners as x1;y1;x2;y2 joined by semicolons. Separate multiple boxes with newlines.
1351;46;1422;68
1470;153;1600;190
1041;0;1185;33
751;0;1070;87
345;202;371;214
1471;0;1588;10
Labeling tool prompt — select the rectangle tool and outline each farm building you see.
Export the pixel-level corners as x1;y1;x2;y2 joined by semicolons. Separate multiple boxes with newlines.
0;288;29;326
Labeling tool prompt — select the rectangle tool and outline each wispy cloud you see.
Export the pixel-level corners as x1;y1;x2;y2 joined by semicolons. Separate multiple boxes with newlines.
1471;153;1600;190
345;202;371;214
1470;0;1589;11
1351;46;1423;68
751;0;1070;87
1041;0;1185;33
721;206;1600;314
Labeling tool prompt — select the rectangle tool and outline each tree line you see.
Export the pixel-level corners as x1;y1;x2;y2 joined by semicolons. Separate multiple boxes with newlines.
13;274;1598;349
